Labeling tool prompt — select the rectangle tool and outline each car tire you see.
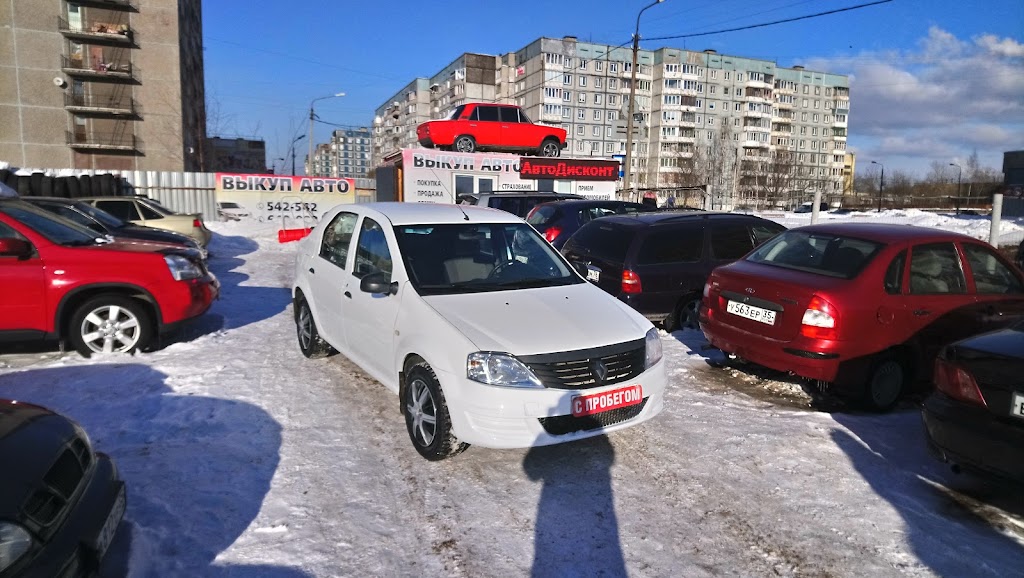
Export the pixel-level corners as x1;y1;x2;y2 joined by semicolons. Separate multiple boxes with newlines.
295;297;334;359
665;294;701;332
454;135;476;154
68;295;152;357
861;355;906;412
538;139;561;157
403;363;468;461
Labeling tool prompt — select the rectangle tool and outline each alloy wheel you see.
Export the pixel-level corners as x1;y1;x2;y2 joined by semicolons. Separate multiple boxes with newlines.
406;377;438;446
79;304;142;354
298;305;313;350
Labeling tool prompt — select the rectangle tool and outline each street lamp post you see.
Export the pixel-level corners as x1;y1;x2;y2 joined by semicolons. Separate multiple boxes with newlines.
871;160;884;212
623;0;665;202
289;134;306;176
949;162;962;203
308;92;345;176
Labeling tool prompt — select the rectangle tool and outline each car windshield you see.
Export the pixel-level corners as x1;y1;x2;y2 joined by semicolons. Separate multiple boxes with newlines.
394;222;583;295
446;105;465;120
746;230;885;279
0;202;104;246
77;202;127;228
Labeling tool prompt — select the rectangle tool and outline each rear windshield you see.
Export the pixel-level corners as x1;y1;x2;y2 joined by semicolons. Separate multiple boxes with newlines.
566;222;636;264
746;230;884;279
527;205;559;226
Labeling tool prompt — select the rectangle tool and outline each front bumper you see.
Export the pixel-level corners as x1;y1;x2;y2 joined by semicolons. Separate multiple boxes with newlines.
435;361;667;449
5;453;125;578
159;274;219;330
922;392;1024;484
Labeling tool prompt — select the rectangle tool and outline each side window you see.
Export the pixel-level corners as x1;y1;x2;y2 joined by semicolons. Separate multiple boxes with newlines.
884;250;906;295
750;223;785;246
637;227;704;265
477;106;500;122
354;218;393;279
710;223;755;260
499;107;520;123
0;220;24;240
96;200;139;221
138;202;163;220
489;197;522;216
582;207;616;222
319;211;358;269
909;243;967;295
963;243;1024;294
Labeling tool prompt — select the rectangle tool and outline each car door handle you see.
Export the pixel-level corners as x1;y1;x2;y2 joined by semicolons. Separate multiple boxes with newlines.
308;267;314;274
344;291;352;299
469;123;477;127
913;309;931;316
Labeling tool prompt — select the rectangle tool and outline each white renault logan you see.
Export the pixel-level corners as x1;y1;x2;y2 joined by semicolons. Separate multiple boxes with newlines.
291;202;666;460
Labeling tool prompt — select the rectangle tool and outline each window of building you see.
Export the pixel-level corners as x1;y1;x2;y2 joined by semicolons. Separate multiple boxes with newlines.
579;76;587;87
593;109;601;120
609;79;617;90
595;77;603;89
577;109;586;120
563;74;572;85
562;107;572;118
814;86;821;95
592;125;601;136
608;95;617;106
665;79;681;89
594;93;603;104
579;59;588;69
710;70;717;79
563;91;571;102
595;61;604;72
708;101;716;110
609;62;618;73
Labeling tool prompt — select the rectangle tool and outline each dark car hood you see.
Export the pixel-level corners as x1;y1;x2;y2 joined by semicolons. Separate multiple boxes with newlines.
0;400;82;521
114;224;196;246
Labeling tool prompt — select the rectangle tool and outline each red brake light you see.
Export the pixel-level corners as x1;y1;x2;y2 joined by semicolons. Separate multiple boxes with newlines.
543;226;562;243
933;358;987;406
800;295;839;340
621;270;642;294
192;218;202;228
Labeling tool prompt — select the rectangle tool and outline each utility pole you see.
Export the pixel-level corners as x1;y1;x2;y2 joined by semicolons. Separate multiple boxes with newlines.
308;92;345;176
871;160;884;212
623;0;665;202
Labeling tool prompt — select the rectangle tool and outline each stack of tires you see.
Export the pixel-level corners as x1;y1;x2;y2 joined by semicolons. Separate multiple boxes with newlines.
0;169;126;199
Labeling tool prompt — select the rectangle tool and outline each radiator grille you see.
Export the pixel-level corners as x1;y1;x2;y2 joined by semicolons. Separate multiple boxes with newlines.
520;339;645;390
538;398;648;435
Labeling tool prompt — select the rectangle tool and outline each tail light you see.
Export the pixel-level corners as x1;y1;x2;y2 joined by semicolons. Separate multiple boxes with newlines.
543;226;562;243
933;358;987;407
621;270;642;294
192;218;202;228
800;295;838;340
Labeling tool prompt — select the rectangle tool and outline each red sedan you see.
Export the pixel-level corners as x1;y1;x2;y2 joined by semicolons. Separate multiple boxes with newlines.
417;103;566;157
699;223;1024;411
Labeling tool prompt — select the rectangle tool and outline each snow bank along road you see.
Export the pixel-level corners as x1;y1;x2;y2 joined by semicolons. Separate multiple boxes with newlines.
0;223;1022;577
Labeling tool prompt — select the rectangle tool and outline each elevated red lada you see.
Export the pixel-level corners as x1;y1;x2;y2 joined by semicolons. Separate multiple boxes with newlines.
417;103;567;157
0;197;218;357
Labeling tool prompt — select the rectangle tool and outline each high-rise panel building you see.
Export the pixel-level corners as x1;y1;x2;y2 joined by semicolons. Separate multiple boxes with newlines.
306;128;372;178
0;0;207;172
371;36;850;208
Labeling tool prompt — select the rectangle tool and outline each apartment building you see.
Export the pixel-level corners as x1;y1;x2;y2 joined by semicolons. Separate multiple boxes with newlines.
206;137;266;174
370;37;850;207
0;0;206;172
306;129;372;178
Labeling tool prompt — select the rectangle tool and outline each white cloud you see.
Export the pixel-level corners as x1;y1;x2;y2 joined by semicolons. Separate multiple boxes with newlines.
806;28;1024;176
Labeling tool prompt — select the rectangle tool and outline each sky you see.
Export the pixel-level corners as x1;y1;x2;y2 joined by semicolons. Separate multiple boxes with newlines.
0;210;1021;576
201;0;1024;178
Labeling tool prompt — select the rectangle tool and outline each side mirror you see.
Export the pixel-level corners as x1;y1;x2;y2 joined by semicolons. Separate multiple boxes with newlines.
359;271;398;295
0;238;32;259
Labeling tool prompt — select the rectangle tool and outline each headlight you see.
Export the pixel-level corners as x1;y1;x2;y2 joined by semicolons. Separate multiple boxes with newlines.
467;352;543;388
164;255;202;281
0;523;33;572
645;328;662;369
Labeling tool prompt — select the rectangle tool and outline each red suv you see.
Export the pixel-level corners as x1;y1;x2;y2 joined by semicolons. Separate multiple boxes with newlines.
0;198;218;356
699;223;1024;411
417;103;567;157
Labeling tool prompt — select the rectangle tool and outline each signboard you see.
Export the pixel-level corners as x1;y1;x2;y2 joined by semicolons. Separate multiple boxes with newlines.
519;158;620;181
399;149;617;202
214;173;355;224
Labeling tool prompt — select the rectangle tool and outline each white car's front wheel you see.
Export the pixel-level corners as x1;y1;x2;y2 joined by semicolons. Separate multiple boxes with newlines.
295;296;334;359
403;363;468;461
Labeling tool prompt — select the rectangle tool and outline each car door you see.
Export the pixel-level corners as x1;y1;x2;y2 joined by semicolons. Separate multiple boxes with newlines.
0;220;46;335
902;242;979;364
308;210;358;348
632;223;705;312
343;216;400;381
499;106;528;149
961;241;1024;331
471;105;502;147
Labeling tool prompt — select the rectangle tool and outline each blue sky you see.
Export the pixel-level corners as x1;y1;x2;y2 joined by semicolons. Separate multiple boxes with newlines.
202;0;1024;178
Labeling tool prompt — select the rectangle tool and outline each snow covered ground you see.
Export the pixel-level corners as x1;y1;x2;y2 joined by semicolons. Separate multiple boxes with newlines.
1;210;1023;577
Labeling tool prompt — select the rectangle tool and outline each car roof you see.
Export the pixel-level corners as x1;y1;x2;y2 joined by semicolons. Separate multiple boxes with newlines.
589;210;763;228
20;196;85;206
357;202;523;226
534;199;642;208
792;222;977;243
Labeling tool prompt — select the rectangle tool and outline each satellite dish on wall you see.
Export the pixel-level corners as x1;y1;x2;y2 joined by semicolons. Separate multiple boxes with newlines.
53;77;68;88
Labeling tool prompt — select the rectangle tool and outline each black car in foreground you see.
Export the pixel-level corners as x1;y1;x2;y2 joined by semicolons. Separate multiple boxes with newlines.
922;323;1024;484
561;211;786;331
526;199;660;249
23;196;206;258
0;399;125;576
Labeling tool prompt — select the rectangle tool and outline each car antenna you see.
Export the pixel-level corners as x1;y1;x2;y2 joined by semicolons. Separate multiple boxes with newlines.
456;202;470;221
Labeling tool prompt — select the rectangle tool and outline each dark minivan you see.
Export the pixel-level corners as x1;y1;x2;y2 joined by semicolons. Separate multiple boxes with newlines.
526;199;660;249
561;212;785;331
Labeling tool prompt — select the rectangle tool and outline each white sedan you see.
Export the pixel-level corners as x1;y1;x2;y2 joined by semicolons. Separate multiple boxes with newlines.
291;202;666;460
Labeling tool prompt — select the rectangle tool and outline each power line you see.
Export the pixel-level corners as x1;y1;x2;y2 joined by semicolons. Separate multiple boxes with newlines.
644;0;893;42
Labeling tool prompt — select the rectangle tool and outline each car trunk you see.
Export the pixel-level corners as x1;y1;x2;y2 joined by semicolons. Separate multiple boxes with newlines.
561;224;636;298
709;260;849;341
947;329;1024;422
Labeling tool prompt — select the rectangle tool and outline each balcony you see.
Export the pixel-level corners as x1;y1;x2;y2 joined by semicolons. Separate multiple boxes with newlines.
64;93;137;116
66;131;141;152
58;17;135;45
60;56;133;81
742;109;772;119
742;140;771;149
775;99;794;109
72;0;138;10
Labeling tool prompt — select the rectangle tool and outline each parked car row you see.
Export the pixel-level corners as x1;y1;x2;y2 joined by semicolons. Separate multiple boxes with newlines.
0;188;218;357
